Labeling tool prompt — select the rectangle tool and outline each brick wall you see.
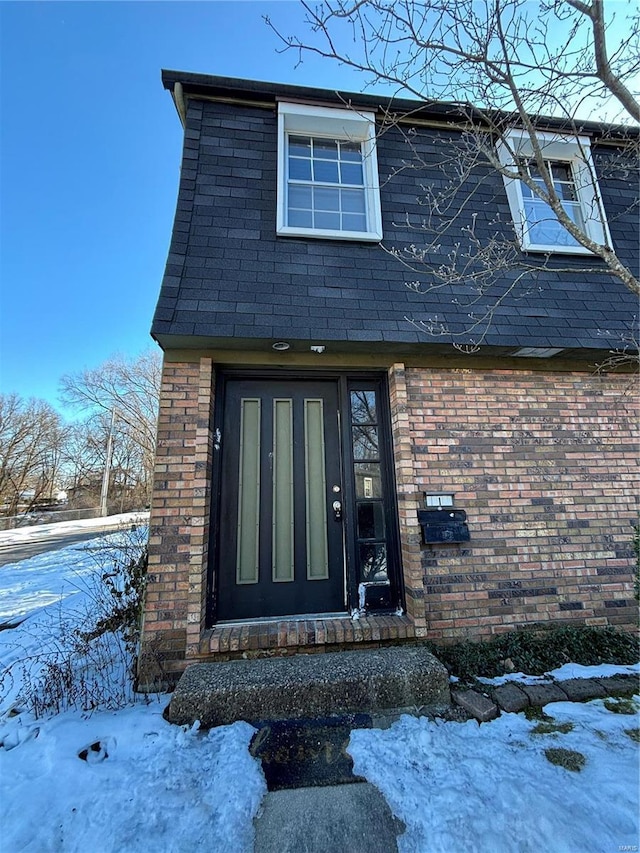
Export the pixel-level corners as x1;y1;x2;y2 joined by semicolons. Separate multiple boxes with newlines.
139;359;637;686
404;366;639;640
138;357;215;688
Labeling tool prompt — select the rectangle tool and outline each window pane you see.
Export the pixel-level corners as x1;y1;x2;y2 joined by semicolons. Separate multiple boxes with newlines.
354;463;381;498
289;208;313;228
341;189;366;214
314;186;340;211
236;399;261;585
357;502;385;540
562;200;584;229
272;399;294;583
315;211;340;230
359;543;388;583
524;199;580;247
289;136;311;155
350;390;377;424
340;142;362;162
550;162;572;184
304;399;328;581
556;182;578;202
353;425;379;460
520;179;534;198
289;185;312;209
289;158;312;181
313;160;340;183
313;138;339;159
340;162;364;185
527;162;542;180
342;213;367;232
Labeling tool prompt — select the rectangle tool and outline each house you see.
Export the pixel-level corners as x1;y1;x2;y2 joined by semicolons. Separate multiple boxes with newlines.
138;70;639;689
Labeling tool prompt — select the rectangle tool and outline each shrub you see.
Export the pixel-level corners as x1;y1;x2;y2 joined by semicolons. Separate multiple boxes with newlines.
429;624;639;680
1;524;148;718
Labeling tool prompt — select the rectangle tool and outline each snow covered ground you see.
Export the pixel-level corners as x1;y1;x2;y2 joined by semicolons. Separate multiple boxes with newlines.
0;529;638;852
0;511;150;548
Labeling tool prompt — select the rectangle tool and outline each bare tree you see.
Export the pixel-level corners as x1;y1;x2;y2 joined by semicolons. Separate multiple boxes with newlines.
0;394;66;517
60;350;161;506
268;0;639;345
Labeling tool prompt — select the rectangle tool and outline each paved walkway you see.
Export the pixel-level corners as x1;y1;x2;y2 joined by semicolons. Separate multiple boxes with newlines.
250;671;638;852
254;783;404;853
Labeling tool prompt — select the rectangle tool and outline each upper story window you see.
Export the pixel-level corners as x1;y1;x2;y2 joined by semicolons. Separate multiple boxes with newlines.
519;159;585;248
277;102;382;241
497;129;611;254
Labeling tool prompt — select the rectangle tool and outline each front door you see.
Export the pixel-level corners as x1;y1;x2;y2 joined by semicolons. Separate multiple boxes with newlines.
216;379;345;620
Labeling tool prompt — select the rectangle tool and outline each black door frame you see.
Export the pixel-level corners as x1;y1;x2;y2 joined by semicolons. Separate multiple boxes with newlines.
207;369;403;625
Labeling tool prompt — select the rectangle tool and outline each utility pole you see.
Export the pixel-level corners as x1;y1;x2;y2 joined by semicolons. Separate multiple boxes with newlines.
99;408;117;517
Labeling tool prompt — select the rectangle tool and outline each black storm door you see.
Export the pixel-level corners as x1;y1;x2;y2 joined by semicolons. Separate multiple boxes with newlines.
217;379;345;620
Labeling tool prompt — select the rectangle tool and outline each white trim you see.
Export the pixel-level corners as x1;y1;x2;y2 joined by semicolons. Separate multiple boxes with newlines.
277;101;383;242
497;128;612;254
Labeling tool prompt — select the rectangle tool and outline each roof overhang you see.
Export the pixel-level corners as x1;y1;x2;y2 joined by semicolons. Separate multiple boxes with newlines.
160;68;638;140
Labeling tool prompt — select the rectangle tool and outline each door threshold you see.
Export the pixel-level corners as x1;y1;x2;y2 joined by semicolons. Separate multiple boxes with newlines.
202;613;416;658
216;612;349;628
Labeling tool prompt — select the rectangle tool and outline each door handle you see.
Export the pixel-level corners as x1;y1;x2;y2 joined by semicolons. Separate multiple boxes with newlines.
332;500;342;521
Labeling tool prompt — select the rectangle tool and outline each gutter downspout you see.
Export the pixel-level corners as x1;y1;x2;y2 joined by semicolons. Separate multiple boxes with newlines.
174;81;186;127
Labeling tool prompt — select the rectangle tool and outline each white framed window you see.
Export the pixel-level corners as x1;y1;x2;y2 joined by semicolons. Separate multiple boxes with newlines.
497;129;611;254
277;101;382;241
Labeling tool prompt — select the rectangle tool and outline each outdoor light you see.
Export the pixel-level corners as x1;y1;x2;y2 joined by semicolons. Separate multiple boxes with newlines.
272;341;291;351
512;347;565;358
310;345;326;353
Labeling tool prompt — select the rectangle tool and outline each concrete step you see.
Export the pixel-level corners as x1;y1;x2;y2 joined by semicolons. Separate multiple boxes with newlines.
166;645;450;727
253;783;405;853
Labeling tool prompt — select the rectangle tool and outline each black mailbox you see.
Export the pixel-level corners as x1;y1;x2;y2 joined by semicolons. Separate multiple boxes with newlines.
418;508;470;544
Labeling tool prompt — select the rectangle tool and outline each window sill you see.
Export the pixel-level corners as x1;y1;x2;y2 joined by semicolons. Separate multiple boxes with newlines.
277;225;382;242
521;241;594;255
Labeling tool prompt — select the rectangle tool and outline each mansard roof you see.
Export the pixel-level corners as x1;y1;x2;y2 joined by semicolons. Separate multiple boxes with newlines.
152;71;639;360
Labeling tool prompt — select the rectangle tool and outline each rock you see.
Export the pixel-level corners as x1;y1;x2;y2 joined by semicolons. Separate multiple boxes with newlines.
490;682;529;713
556;679;607;702
452;689;499;722
595;675;640;698
518;683;569;707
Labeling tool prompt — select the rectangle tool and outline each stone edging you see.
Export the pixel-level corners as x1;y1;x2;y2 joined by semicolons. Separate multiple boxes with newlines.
452;674;639;722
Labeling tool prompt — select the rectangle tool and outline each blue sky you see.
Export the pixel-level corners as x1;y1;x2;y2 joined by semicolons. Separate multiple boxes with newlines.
0;1;366;413
1;2;632;415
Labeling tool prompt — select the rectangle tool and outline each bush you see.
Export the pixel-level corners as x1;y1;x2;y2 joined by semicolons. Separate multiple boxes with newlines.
1;525;148;718
429;625;639;681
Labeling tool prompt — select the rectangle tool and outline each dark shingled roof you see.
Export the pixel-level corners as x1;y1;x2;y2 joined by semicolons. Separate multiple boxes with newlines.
152;72;639;357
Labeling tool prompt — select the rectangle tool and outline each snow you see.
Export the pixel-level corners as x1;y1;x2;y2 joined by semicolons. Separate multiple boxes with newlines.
2;707;265;853
0;533;638;852
1;536;120;623
348;699;639;853
0;511;150;547
476;660;640;686
0;529;267;852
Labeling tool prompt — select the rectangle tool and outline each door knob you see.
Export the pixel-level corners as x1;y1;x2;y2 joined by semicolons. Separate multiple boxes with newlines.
332;500;342;521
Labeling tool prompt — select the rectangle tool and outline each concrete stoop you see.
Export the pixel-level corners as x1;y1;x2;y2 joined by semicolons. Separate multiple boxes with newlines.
166;646;450;728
